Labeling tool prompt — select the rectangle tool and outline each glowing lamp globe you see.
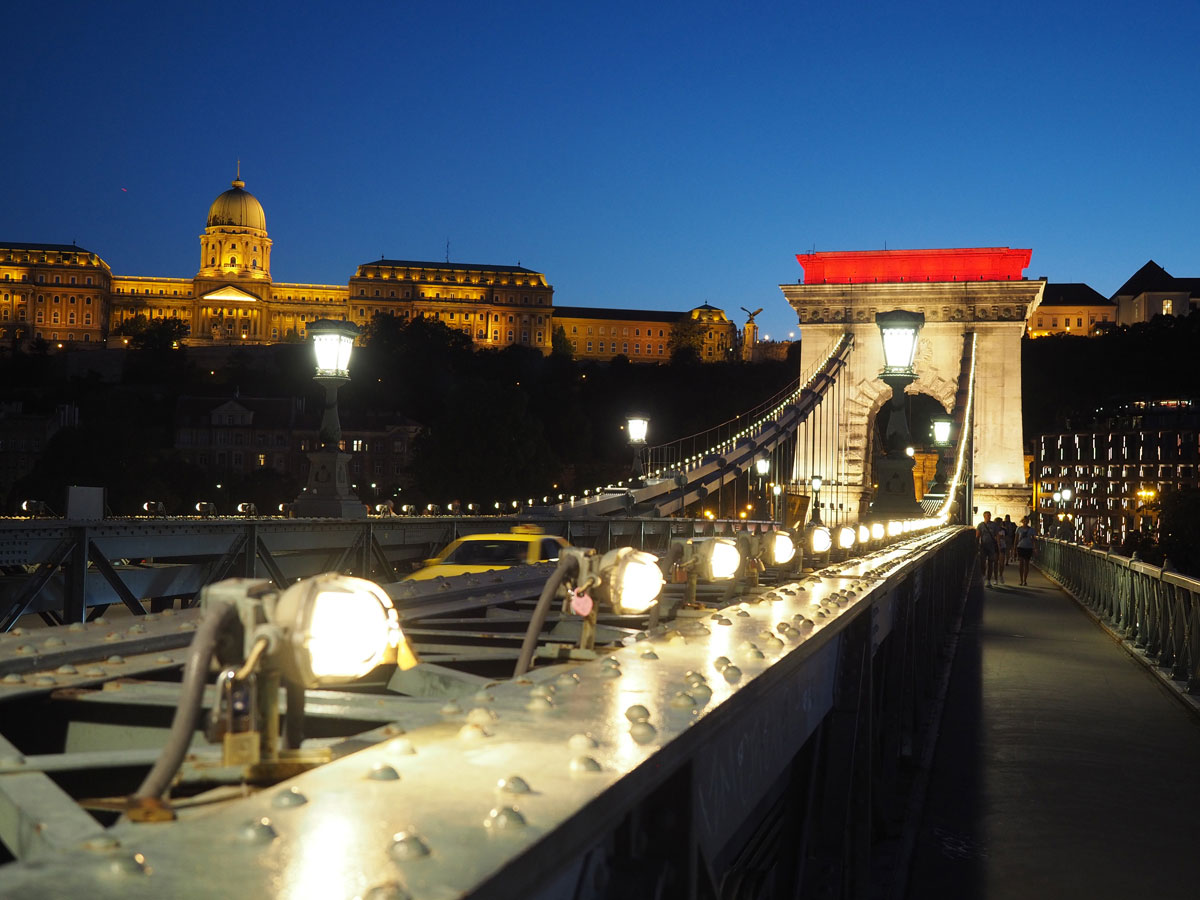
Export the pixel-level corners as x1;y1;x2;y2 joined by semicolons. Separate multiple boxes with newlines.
756;457;770;477
626;415;649;445
931;415;953;447
308;319;359;378
875;310;925;374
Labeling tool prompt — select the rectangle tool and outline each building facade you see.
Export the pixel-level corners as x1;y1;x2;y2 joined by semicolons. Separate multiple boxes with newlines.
1035;398;1200;545
1112;260;1200;326
1026;282;1114;337
5;172;739;361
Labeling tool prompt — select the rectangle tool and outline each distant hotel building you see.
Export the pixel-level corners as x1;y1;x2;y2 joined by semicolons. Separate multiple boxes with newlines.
1;172;737;359
1035;399;1200;544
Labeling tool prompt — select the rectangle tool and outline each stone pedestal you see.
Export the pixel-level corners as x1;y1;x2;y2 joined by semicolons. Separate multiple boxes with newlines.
972;485;1031;528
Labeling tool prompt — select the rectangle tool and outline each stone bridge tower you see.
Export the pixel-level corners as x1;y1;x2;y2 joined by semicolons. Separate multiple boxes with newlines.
780;248;1045;525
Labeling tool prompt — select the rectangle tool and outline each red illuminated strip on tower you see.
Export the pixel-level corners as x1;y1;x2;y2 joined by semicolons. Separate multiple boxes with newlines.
795;247;1032;284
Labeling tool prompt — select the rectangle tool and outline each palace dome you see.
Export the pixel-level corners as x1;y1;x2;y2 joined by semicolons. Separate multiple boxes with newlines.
688;303;730;323
207;176;266;232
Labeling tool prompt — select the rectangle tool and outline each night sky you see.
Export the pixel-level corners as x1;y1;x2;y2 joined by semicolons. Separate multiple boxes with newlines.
5;0;1198;342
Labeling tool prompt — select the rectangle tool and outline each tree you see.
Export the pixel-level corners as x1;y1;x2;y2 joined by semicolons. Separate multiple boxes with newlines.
551;325;573;358
668;316;703;364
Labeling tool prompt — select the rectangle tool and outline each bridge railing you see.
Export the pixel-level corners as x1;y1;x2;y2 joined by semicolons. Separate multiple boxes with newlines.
0;526;979;900
1038;539;1200;693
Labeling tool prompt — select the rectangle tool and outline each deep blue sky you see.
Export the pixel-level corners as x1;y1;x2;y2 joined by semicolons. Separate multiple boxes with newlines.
5;1;1198;341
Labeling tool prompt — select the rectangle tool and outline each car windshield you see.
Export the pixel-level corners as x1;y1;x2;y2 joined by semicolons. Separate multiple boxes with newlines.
441;539;528;566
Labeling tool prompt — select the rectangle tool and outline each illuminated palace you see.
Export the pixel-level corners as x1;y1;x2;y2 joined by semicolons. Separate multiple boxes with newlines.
1;173;737;359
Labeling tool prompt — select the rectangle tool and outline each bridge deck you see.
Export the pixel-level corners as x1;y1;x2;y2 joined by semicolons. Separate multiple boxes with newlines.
908;562;1200;898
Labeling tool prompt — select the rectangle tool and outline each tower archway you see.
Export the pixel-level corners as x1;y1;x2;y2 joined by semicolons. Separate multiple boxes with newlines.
781;248;1045;524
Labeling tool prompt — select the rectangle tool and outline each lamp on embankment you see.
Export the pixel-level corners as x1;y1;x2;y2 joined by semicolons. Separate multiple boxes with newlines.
293;319;365;518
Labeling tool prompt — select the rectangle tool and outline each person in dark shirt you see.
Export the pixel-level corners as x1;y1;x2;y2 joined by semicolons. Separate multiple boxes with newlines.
977;511;999;586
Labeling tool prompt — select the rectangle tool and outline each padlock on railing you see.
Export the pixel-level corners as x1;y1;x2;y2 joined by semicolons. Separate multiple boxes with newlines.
208;667;262;767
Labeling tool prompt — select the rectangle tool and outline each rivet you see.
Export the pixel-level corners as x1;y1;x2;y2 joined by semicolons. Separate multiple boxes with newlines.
56;664;78;674
736;609;751;617
390;831;430;860
484;806;526;831
103;852;148;877
689;682;713;701
466;707;497;726
364;882;413;900
693;624;711;636
459;723;490;741
272;787;308;808
368;763;400;781
178;622;196;632
14;644;34;655
640;649;659;659
598;666;621;679
472;690;494;703
238;818;277;844
555;672;580;688
529;683;556;699
713;656;731;672
526;695;555;712
155;655;173;664
570;755;602;773
3;673;22;684
127;624;147;634
67;622;86;633
43;637;66;648
709;612;723;621
669;691;696;710
440;701;462;715
107;655;126;664
389;737;417;756
9;628;24;636
624;704;650;723
715;617;732;626
92;618;107;626
746;649;765;660
34;674;56;685
599;658;620;670
568;732;598;750
684;670;707;685
497;775;531;794
723;665;743;683
159;608;176;617
630;721;657;744
82;665;105;676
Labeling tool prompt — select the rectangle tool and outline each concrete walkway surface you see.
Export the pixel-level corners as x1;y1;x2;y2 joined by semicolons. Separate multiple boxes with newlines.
906;558;1200;899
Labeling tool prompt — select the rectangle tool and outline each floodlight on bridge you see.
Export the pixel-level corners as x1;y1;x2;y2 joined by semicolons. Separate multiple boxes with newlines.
142;500;166;516
237;502;258;516
766;531;796;566
871;522;885;541
586;547;665;615
131;574;418;808
858;524;871;545
837;525;856;550
195;501;216;517
809;525;832;554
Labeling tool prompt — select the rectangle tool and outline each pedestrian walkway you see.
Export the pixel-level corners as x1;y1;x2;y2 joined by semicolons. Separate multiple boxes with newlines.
907;558;1200;899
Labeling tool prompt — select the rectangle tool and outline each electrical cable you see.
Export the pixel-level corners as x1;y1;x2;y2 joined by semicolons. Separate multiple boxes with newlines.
513;554;582;678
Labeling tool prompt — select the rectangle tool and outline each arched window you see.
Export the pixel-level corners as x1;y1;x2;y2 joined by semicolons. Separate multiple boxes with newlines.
210;258;216;266
229;257;237;266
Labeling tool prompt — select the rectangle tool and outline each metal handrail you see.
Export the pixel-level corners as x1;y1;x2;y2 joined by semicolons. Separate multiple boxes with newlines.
1038;539;1200;693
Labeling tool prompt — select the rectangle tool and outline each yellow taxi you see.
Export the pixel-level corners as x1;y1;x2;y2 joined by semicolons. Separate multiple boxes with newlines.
405;526;571;581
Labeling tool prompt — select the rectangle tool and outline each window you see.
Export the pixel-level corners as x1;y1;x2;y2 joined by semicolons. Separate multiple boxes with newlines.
258;454;267;467
1076;317;1083;327
587;341;593;352
229;257;237;266
623;342;629;354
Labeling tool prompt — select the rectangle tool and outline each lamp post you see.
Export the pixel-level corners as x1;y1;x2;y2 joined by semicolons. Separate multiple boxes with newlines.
755;456;769;519
872;310;925;518
926;412;954;500
772;483;782;528
293;320;366;518
810;474;823;525
627;414;649;487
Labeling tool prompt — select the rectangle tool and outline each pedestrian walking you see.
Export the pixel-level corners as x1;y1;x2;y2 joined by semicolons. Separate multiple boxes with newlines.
977;511;1000;586
1015;516;1036;585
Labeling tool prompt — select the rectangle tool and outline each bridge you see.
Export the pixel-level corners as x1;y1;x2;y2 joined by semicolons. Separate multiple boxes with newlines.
3;249;1200;898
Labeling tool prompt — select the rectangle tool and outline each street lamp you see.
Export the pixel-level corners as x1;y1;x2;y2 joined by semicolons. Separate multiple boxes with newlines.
872;309;925;517
755;456;770;519
293;319;365;518
927;413;954;498
627;414;649;487
810;474;823;525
